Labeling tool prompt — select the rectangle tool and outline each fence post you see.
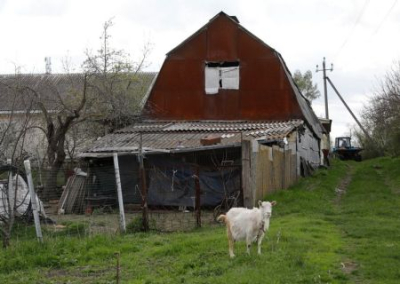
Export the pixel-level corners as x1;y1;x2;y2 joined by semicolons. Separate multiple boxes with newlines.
115;251;121;284
139;133;149;232
194;166;201;228
113;153;126;233
241;140;253;208
7;159;14;219
24;159;43;243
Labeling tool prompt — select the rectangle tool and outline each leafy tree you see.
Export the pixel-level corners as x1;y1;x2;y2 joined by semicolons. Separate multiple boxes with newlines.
293;70;321;102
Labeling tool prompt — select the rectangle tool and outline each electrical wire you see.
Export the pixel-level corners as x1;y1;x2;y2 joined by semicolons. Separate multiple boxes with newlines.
373;0;398;35
333;0;370;61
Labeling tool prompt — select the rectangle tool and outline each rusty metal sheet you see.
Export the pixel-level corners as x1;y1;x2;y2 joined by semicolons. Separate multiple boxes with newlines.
143;14;304;122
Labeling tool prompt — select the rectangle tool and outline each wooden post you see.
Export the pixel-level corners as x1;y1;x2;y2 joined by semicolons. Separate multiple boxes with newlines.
282;146;286;189
115;252;121;284
7;159;14;218
139;133;149;232
194;167;201;228
113;153;126;233
24;159;43;243
241;140;253;208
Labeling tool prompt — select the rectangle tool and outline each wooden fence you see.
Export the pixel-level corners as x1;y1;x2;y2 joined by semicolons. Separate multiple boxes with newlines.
254;145;297;202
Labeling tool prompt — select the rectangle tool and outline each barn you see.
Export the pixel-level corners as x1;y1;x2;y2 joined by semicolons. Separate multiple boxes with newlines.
79;11;325;210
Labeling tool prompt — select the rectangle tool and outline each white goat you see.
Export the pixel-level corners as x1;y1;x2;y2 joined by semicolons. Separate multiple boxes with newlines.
217;200;276;258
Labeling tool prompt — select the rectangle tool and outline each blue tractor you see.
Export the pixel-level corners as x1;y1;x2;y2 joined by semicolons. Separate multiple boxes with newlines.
333;137;362;161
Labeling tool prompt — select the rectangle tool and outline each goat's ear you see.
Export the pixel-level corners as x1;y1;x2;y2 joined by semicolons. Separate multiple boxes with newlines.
258;200;262;207
271;201;277;206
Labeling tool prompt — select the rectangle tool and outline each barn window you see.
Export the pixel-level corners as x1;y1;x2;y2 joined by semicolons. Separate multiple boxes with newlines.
205;61;239;94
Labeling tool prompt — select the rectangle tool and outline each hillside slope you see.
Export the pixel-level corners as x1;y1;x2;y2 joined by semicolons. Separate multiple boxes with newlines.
1;157;399;283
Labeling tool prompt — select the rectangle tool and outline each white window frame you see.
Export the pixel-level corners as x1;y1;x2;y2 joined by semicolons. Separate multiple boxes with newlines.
205;61;239;94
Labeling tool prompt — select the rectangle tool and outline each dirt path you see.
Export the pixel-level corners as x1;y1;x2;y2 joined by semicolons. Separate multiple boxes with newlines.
334;163;353;204
333;163;360;279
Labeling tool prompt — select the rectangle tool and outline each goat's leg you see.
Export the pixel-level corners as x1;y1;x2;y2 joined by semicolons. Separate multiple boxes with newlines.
246;235;252;255
227;227;235;258
257;234;264;255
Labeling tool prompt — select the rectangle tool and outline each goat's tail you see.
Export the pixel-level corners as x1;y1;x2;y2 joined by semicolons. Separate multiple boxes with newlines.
217;214;227;223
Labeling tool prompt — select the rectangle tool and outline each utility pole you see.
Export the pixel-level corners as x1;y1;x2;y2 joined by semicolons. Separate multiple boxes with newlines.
316;57;333;119
44;57;52;74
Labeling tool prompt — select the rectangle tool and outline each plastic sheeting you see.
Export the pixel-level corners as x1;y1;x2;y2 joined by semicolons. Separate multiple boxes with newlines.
87;156;142;204
0;175;45;219
147;157;241;207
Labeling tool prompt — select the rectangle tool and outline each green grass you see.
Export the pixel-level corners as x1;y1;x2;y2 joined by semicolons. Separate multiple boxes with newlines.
333;157;400;283
1;157;400;283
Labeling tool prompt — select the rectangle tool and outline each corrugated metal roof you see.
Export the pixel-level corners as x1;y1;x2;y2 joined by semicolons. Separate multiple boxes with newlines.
276;54;325;139
153;11;324;140
80;120;303;156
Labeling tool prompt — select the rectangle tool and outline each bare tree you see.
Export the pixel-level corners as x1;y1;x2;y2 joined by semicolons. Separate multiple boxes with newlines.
1;19;151;205
356;61;400;157
0;72;91;246
33;76;88;199
0;75;36;247
0;76;35;163
1;73;89;200
83;19;151;132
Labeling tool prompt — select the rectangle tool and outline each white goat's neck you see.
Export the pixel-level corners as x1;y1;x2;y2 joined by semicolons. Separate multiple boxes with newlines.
260;208;271;230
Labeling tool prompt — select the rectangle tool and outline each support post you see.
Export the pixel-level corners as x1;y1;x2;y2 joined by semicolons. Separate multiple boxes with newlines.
139;133;149;232
24;159;43;243
316;57;334;151
194;167;201;228
241;139;253;208
323;58;329;119
316;57;333;119
113;153;126;233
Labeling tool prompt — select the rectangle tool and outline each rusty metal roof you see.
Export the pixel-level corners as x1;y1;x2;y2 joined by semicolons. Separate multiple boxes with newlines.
80;120;303;157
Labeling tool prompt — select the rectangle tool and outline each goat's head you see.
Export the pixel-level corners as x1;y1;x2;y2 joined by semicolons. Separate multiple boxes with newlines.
258;200;277;218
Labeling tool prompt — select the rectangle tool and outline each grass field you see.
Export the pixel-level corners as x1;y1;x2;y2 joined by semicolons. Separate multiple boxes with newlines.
1;157;400;283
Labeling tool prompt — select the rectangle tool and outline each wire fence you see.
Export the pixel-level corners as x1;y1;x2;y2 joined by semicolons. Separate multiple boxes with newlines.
1;152;242;238
0;154;242;282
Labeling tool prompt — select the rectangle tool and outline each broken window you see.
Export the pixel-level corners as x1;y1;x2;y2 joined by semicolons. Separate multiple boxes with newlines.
205;61;239;94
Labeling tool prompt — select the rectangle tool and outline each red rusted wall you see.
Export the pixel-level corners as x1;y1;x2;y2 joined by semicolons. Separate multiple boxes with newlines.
144;13;304;121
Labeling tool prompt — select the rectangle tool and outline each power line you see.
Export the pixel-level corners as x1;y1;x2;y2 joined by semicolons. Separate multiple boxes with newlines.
333;0;397;70
373;0;398;35
333;0;370;61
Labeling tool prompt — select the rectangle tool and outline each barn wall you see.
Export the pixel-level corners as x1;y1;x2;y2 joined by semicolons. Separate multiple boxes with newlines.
297;125;321;174
144;14;304;121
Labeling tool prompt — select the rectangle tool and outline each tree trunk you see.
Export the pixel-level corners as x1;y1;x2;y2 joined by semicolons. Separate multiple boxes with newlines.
42;126;67;201
42;165;62;200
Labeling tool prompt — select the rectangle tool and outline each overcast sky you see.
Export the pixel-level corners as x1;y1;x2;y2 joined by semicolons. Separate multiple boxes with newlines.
1;0;399;142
